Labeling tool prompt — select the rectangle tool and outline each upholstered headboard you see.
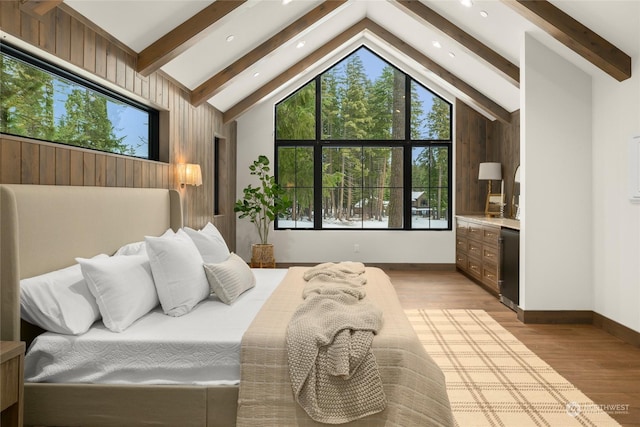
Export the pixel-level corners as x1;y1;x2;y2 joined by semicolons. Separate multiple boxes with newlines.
0;184;182;342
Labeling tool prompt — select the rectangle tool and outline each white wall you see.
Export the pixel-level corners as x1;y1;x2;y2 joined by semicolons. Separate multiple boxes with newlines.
235;102;455;264
591;10;640;332
520;34;593;311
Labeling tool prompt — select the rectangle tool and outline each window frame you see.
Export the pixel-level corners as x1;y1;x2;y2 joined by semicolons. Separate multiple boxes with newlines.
274;46;452;231
1;43;160;160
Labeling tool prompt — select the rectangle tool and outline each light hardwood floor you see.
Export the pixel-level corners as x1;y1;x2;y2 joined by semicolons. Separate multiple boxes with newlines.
386;269;640;427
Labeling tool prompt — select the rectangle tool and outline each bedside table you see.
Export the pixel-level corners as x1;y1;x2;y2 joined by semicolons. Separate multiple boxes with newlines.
1;341;25;427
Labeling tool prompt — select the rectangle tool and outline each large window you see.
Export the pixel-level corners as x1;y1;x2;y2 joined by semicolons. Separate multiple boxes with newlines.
275;47;452;230
1;44;158;159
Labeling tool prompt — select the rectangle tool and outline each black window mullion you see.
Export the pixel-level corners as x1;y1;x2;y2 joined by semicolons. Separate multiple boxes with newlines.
314;76;323;229
403;75;412;230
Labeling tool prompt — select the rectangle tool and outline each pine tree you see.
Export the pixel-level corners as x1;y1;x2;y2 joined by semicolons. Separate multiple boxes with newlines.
55;88;128;154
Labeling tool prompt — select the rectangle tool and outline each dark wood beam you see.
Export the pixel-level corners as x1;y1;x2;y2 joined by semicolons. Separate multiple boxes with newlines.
192;0;347;107
395;0;519;87
223;18;512;124
223;18;368;123
137;0;247;77
19;0;62;16
501;0;631;81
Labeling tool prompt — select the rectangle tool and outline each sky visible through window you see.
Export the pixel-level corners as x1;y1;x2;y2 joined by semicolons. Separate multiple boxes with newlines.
355;47;437;124
51;77;149;158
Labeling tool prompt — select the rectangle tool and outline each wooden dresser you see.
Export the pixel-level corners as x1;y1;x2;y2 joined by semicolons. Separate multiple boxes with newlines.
1;341;25;427
456;215;520;296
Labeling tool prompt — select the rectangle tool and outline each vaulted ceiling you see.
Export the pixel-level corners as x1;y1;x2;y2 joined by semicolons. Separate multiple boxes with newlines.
58;0;636;125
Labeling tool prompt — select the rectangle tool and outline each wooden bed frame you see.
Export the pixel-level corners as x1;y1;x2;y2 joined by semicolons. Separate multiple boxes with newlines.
0;184;239;427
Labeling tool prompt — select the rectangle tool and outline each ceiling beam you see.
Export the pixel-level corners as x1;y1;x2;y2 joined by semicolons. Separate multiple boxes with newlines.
192;0;347;107
395;0;519;88
501;0;631;82
137;0;247;77
223;18;512;124
19;0;62;16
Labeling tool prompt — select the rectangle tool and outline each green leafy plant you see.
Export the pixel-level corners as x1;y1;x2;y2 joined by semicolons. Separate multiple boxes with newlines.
234;155;291;245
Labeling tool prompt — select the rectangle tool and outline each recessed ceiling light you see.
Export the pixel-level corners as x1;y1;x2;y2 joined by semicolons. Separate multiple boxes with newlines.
461;0;473;7
282;0;292;5
296;40;306;49
480;10;489;18
449;51;456;58
226;35;235;42
253;72;260;78
432;40;442;49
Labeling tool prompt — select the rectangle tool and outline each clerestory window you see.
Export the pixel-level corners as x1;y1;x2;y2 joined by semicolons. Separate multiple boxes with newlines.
1;43;158;160
275;46;451;231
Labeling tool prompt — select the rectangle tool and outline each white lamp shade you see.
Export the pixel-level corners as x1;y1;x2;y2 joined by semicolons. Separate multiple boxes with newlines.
179;163;203;186
478;162;502;180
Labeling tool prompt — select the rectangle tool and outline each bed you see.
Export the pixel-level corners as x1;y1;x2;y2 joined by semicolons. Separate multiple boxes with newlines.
0;184;453;427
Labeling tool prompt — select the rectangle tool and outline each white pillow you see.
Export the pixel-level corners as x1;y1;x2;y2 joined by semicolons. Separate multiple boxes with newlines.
77;255;159;333
114;241;147;256
203;253;256;305
20;254;106;335
114;229;175;257
184;222;230;263
145;229;210;317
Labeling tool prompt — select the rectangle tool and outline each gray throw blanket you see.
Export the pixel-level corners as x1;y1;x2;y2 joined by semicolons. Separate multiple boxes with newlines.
286;264;386;424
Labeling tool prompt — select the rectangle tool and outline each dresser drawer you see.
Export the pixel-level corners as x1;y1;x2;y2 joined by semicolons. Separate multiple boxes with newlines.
456;219;468;237
482;225;500;246
467;257;482;280
468;224;483;241
467;240;482;259
482;245;499;265
456;251;467;270
456;236;468;253
482;263;499;292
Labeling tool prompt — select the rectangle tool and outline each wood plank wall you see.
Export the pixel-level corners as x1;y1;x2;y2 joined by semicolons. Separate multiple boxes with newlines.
0;1;236;249
455;100;520;216
487;110;521;218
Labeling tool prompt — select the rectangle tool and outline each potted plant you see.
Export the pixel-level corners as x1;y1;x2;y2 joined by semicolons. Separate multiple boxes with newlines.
234;155;291;267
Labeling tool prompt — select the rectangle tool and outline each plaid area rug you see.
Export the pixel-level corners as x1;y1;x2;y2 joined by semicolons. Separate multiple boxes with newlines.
406;309;621;427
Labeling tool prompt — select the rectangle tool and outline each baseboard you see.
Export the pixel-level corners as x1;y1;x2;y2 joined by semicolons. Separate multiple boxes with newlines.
517;309;593;324
276;262;456;271
593;312;640;347
517;309;640;348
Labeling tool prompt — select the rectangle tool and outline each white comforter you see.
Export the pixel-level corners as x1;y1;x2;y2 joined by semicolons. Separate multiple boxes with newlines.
25;269;288;385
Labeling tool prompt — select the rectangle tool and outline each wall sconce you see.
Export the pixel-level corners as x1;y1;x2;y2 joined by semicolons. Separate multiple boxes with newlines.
178;163;202;188
478;162;503;217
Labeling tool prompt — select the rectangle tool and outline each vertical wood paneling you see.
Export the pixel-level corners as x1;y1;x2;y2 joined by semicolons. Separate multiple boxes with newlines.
55;9;71;60
69;17;84;66
39;145;56;184
39;12;56;52
95;154;106;186
95;35;107;78
83;27;96;73
1;0;236;240
21;142;39;184
1;139;22;184
83;152;95;186
105;156;117;187
116;157;126;187
20;12;39;45
69;150;83;185
55;148;70;185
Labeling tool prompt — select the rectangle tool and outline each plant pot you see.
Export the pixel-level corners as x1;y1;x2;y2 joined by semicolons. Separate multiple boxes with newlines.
250;243;276;268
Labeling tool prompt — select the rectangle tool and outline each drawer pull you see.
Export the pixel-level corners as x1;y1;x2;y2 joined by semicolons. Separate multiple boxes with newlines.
470;265;479;271
485;253;495;258
485;273;495;278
